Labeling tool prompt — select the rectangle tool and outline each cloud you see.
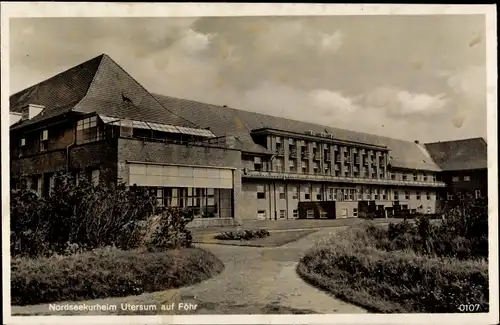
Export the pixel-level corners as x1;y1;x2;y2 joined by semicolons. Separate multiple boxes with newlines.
318;31;344;53
176;29;213;54
362;87;450;118
310;89;358;112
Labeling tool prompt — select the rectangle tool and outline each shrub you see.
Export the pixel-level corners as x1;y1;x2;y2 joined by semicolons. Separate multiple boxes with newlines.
146;207;194;251
214;229;270;241
298;239;488;313
11;247;224;306
10;172;194;257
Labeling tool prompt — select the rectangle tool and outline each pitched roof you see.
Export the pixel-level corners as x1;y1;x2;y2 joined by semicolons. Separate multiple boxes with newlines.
424;138;488;171
153;94;441;171
10;54;198;130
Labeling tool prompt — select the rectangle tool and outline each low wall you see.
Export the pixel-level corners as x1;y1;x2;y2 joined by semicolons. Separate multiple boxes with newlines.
187;218;240;228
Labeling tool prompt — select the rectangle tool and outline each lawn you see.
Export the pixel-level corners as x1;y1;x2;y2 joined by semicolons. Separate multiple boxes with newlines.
11;247;224;306
194;229;318;247
297;221;489;313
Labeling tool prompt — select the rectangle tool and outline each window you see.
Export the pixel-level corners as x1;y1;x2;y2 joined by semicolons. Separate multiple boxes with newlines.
257;185;266;199
391;173;396;180
402;174;407;181
356;188;362;201
91;169;100;186
253;157;262;171
426;192;431;200
405;191;410;200
19;138;27;156
452;176;460;182
276;159;283;172
475;190;482;199
257;210;267;220
279;210;286;219
20;138;26;147
381;189;387;200
373;188;379;200
320;211;328;219
76;116;103;144
394;191;399;200
349;189;355;201
279;187;286;200
306;209;314;219
156;188;164;207
304;186;311;200
353;208;358;217
328;188;333;200
316;188;322;200
464;176;471;182
40;129;49;152
447;193;454;200
432;175;436;182
292;186;299;199
413;173;418;181
333;188;338;201
293;209;298;219
416;191;421;200
365;188;371;200
343;189;349;201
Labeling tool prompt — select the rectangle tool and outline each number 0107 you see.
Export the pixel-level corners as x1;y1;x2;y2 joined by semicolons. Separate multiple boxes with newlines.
458;304;481;312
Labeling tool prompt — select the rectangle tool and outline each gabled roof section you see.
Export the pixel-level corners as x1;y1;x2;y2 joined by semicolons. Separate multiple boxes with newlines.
153;94;441;171
10;54;198;130
425;137;488;171
73;55;197;128
10;55;104;129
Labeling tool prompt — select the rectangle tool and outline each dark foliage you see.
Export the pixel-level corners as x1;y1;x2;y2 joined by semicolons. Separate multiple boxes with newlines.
214;229;270;241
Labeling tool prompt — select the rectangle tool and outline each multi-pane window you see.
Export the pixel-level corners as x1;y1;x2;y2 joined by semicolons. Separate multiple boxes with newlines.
373;188;379;200
381;189;387;200
257;210;266;220
353;208;358;217
254;157;262;171
91;169;100;186
279;187;286;200
452;176;460;182
304;186;311;200
293;209;298;219
306;209;314;219
394;191;399;200
316;188;322;200
332;188;337;201
475;190;482;199
156;188;164;207
464;176;471;182
279;210;286;219
276;159;283;172
292;186;299;199
405;191;410;200
416;191;421;200
343;189;349;201
257;185;266;199
447;193;454;200
40;129;49;152
349;188;356;201
413;173;418;181
365;188;371;200
76;116;103;144
426;192;431;200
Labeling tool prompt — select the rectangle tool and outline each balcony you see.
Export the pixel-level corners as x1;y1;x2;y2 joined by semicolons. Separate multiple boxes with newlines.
242;170;447;188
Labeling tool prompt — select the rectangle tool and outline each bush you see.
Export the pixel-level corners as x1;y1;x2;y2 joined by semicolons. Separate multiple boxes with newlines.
146;207;194;251
10;172;194;257
11;247;224;306
214;229;270;241
298;239;488;313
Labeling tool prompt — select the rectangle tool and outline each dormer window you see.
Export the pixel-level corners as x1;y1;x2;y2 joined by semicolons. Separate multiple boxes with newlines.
40;130;49;152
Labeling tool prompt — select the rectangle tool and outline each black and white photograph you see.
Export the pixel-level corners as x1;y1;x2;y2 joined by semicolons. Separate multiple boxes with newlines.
1;3;498;325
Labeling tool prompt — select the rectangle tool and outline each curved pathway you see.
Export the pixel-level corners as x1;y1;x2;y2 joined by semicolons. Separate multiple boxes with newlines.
11;227;366;315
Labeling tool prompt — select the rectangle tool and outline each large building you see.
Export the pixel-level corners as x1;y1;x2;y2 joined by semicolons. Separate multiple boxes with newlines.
9;54;488;226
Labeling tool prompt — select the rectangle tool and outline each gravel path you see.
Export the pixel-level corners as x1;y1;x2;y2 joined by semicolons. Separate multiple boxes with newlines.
11;228;366;315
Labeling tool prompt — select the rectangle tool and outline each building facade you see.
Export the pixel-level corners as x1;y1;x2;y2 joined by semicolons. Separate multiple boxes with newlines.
9;54;488;226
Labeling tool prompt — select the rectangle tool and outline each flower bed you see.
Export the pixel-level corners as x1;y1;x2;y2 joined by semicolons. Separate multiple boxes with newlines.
214;229;270;241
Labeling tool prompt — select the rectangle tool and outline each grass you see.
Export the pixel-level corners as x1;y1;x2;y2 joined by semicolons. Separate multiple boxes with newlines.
11;246;224;306
195;229;318;247
297;225;489;313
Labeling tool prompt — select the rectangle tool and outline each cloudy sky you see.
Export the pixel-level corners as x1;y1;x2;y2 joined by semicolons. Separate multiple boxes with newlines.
10;15;487;142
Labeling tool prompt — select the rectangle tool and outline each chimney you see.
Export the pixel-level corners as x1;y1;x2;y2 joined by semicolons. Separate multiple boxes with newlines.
21;104;45;120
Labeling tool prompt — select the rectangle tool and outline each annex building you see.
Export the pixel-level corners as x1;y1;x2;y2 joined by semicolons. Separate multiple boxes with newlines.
9;54;488;227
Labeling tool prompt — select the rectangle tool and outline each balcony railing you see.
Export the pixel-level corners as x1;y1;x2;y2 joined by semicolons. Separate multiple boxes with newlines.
243;170;447;187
